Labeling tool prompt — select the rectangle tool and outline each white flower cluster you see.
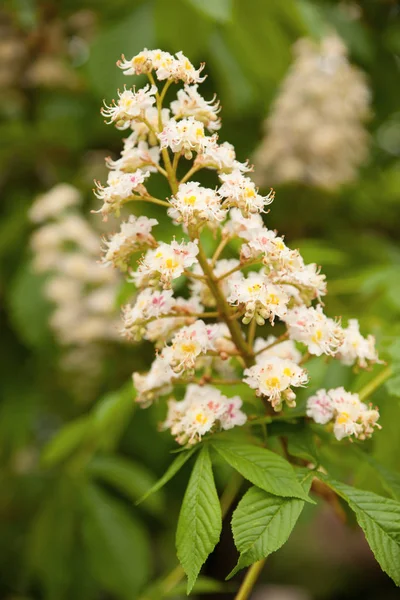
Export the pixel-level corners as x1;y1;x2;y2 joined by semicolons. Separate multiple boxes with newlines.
29;184;121;384
307;387;381;441
92;48;381;445
244;338;308;411
163;384;246;445
253;35;371;190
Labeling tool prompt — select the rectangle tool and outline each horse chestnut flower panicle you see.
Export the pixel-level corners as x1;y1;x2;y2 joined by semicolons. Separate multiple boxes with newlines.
93;48;381;445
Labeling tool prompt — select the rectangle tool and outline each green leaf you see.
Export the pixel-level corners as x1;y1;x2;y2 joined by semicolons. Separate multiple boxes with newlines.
82;483;151;599
41;416;91;467
91;383;134;450
287;428;319;464
137;447;198;505
28;477;78;600
87;3;155;97
8;264;54;349
87;454;165;516
176;446;222;593
212;440;312;502
155;0;212;58
229;472;312;577
185;0;232;23
353;449;400;501
325;478;400;586
386;371;400;398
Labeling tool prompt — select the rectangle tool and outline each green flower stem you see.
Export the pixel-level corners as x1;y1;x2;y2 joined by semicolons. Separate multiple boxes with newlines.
234;558;267;600
220;471;243;518
193;235;255;367
358;365;393;402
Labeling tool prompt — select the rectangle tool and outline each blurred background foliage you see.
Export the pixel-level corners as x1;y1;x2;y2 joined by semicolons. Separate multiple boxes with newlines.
1;0;400;598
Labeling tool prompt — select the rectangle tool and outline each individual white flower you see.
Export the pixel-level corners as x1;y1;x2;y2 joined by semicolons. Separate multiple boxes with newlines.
222;208;264;239
101;85;157;129
145;295;203;345
94;169;150;220
240;227;291;263
307;387;381;441
132;239;199;289
168;320;222;372
190;258;241;307
122;289;175;340
158;117;211;159
101;215;158;271
283;305;344;356
174;51;206;84
336;319;380;368
133;348;176;406
29;183;81;223
106;138;160;173
118;49;205;84
277;262;327;302
254;336;302;364
195;140;250;174
228;271;289;325
168;181;226;226
219;169;274;216
306;389;335;424
171;84;220;131
244;356;308;411
162;384;246;445
117;49;162;76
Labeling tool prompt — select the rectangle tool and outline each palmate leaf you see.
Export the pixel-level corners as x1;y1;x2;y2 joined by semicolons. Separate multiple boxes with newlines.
212;440;312;502
229;472;313;577
325;478;400;586
176;446;222;593
137;446;198;505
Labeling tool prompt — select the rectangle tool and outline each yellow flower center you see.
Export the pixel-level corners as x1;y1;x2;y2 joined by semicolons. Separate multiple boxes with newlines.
184;195;197;205
181;342;197;354
248;284;262;293
337;412;350;425
283;367;293;377
267;293;279;305
266;377;280;388
195;412;208;425
165;258;179;270
312;329;323;342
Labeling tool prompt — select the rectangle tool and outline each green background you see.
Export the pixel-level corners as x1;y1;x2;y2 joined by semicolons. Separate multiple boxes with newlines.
1;0;400;598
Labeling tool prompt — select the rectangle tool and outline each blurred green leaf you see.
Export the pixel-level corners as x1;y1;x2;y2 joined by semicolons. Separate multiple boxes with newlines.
184;0;232;23
353;448;400;501
287;427;319;464
155;0;213;58
42;416;91;468
8;264;54;350
87;3;156;97
28;477;78;600
91;383;134;450
82;483;151;599
87;454;165;516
